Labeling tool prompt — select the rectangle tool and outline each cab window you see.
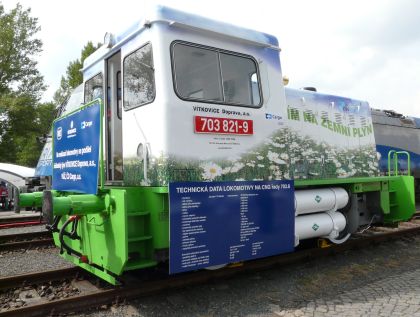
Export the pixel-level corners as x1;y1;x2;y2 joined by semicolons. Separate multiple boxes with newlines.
171;42;262;107
123;43;155;110
84;73;103;103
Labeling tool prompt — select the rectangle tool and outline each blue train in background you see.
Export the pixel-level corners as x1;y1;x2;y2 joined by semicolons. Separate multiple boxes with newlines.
372;109;420;198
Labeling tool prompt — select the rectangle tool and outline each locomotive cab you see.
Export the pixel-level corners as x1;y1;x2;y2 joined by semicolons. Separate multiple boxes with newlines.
79;6;286;188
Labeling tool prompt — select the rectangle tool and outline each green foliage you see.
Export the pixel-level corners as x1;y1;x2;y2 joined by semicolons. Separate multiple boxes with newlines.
0;93;55;166
19;101;55;167
0;3;44;98
0;3;55;167
124;128;380;186
53;41;101;105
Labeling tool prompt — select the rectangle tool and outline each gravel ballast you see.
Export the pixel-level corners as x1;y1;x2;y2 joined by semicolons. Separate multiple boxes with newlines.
0;248;74;277
74;234;420;317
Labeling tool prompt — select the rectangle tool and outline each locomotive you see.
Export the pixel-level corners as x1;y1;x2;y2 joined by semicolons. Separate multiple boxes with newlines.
21;6;416;284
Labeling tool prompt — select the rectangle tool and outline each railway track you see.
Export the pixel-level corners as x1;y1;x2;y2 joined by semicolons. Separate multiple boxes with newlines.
0;267;82;291
1;220;420;317
0;231;53;252
0;215;43;229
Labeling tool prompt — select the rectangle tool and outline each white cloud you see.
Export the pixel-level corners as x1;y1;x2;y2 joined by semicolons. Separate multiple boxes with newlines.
2;0;420;117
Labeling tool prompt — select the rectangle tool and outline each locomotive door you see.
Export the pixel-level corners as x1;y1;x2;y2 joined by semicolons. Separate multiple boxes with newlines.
105;52;123;182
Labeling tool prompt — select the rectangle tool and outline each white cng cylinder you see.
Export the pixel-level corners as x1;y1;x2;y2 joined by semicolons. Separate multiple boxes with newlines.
295;187;348;215
295;212;346;241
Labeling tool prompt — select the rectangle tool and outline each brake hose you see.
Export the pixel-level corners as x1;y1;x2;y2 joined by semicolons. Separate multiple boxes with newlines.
59;216;82;258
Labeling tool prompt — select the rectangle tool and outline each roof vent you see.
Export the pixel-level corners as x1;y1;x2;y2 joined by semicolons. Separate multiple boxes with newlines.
302;87;317;92
103;32;115;48
383;110;403;118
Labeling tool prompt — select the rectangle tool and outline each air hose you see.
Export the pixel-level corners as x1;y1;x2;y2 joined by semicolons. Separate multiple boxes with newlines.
46;215;62;233
58;215;88;262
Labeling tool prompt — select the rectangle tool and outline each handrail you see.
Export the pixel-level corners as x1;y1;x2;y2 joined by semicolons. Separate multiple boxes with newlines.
387;150;396;176
387;150;411;176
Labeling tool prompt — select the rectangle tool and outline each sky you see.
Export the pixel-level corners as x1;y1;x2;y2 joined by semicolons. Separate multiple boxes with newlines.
3;0;420;117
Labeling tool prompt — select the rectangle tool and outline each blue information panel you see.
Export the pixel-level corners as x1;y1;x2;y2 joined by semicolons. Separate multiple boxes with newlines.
52;102;101;194
169;180;295;274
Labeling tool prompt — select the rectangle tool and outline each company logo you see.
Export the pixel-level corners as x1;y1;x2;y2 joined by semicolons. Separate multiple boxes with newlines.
312;223;319;231
315;195;322;203
67;120;77;138
81;120;93;129
265;113;282;120
56;127;62;140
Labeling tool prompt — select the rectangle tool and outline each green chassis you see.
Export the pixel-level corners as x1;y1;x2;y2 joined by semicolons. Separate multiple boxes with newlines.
50;175;415;285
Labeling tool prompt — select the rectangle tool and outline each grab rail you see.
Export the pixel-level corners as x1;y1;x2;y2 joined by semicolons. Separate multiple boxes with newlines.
388;150;411;176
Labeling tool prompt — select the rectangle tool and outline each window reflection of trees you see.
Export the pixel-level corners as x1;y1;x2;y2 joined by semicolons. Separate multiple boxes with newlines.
84;73;103;103
123;43;155;110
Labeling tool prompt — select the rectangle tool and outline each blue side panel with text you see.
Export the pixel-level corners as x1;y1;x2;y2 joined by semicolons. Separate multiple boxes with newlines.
169;180;295;274
52;101;101;194
35;140;53;177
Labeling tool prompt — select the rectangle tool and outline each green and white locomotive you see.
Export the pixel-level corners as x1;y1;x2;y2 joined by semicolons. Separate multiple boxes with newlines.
21;6;416;284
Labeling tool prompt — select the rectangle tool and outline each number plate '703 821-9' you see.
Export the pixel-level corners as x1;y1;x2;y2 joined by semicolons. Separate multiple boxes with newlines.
194;116;253;135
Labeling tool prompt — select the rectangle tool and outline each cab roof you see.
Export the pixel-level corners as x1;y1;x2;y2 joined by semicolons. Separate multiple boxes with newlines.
83;5;279;73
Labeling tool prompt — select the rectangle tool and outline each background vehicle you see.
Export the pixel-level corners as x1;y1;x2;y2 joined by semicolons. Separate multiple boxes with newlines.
371;109;420;198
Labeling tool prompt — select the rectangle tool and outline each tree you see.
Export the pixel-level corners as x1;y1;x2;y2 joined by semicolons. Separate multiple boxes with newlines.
0;3;44;98
0;4;101;166
15;101;55;166
0;93;54;166
0;3;50;166
53;41;101;105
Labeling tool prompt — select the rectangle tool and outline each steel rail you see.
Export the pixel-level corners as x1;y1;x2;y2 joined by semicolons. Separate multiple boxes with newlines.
0;215;43;228
0;231;53;251
0;238;54;252
0;231;50;242
0;215;41;224
1;224;420;317
0;267;82;291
